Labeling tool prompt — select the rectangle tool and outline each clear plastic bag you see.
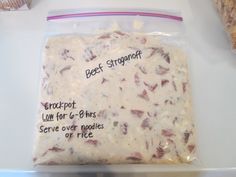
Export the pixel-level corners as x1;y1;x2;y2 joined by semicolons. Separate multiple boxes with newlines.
33;9;197;165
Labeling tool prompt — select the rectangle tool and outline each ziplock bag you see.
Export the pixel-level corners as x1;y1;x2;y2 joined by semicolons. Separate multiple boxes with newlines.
33;9;197;165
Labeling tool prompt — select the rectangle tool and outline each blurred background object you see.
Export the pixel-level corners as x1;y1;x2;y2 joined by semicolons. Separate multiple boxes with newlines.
214;0;236;50
0;0;31;11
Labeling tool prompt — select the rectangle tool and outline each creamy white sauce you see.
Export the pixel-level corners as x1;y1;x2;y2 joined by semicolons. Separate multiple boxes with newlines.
33;31;196;165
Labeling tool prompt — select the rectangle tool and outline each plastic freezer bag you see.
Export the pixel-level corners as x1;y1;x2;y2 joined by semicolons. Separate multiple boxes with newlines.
33;10;197;165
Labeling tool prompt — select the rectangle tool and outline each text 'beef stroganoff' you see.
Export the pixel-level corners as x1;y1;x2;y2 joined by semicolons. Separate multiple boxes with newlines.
33;31;196;165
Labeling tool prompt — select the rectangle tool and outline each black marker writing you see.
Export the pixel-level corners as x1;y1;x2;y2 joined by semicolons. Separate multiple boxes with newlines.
85;63;103;79
106;50;142;68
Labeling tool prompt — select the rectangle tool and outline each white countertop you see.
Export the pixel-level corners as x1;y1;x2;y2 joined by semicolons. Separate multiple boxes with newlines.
0;0;236;176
